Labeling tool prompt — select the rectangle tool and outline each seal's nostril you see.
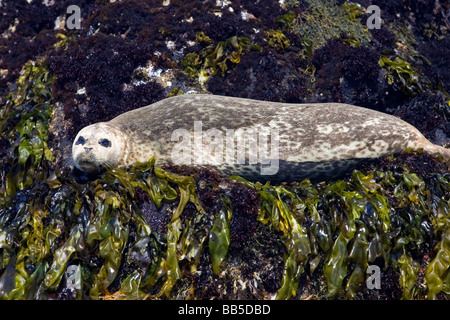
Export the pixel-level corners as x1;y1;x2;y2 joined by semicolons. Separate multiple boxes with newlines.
84;147;93;152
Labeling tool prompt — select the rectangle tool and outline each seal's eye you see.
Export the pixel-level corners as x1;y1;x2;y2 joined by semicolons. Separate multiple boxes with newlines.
76;136;86;145
99;138;112;148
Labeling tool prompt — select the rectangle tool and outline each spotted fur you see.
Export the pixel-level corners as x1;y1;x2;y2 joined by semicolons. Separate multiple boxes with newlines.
72;94;449;182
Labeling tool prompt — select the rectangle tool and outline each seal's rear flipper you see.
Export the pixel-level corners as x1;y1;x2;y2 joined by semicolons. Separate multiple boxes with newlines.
422;143;450;166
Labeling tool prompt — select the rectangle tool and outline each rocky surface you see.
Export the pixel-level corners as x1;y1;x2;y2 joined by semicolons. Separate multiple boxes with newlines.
0;0;449;300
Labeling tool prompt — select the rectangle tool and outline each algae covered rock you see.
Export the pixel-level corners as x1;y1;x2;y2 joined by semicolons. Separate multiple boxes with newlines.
0;0;449;300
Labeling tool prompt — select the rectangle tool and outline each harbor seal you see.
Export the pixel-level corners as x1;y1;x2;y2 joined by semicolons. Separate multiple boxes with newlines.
72;94;449;182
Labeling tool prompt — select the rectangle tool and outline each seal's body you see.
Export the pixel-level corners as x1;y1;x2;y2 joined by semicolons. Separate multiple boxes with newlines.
72;94;449;181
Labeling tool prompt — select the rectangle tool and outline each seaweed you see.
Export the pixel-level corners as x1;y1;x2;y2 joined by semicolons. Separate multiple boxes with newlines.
392;92;450;146
230;164;450;300
418;36;450;94
1;0;449;301
426;230;450;300
209;197;232;275
379;55;422;96
291;0;371;52
342;47;380;82
0;61;55;196
205;36;261;76
277;11;297;32
0;0;97;98
1;61;449;300
181;35;261;88
181;53;204;80
266;30;291;51
206;48;308;102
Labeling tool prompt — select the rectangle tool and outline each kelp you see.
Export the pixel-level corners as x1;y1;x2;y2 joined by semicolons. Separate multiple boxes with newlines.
0;61;57;299
265;30;291;51
0;62;210;299
0;149;210;299
379;55;423;96
205;36;261;77
276;11;297;32
397;251;420;300
44;226;82;291
257;184;311;299
425;173;450;300
87;188;131;299
209;196;232;275
425;230;450;299
181;35;261;83
1;60;450;300
152;166;206;297
231;168;450;300
0;61;55;198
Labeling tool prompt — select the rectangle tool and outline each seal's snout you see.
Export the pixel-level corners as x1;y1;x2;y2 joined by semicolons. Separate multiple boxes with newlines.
74;153;102;172
84;147;93;153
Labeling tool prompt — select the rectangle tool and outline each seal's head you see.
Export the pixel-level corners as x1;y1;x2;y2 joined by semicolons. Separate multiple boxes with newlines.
72;122;129;172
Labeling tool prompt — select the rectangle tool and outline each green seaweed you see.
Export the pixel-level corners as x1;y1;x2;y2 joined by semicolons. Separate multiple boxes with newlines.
266;30;291;51
277;11;297;32
322;178;367;298
1;62;55;196
181;52;203;79
346;226;369;299
118;270;143;299
1;58;450;300
425;192;450;301
88;189;130;299
209;197;232;275
181;35;261;83
232;167;450;299
195;31;214;45
397;251;420;300
425;230;450;299
157;168;192;296
287;0;371;53
379;55;423;96
423;23;448;40
205;36;261;77
44;226;82;291
277;11;297;31
239;182;312;299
